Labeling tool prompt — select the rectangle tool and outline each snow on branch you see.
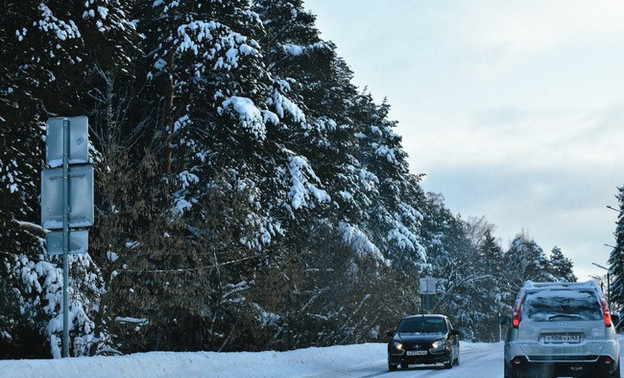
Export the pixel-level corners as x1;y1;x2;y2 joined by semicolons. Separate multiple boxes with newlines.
266;90;305;124
37;3;81;41
174;20;261;71
339;222;388;265
280;41;333;56
220;96;267;141
286;154;330;210
386;221;426;261
397;203;424;224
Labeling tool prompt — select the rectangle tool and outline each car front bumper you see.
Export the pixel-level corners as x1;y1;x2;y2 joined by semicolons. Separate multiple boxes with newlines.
388;348;452;366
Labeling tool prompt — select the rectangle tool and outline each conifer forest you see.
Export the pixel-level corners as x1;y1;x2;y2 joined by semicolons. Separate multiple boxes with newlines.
1;0;598;359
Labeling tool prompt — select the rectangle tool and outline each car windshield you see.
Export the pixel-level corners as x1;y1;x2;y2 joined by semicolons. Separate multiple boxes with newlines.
523;290;603;322
397;317;447;333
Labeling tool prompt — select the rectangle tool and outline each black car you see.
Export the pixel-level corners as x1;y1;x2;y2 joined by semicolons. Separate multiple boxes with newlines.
386;314;460;371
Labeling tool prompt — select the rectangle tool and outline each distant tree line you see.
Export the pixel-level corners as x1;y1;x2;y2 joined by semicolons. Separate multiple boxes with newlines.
0;0;576;358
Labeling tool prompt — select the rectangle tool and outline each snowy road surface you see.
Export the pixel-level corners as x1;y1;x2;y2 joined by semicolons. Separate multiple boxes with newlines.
301;341;503;378
1;339;622;377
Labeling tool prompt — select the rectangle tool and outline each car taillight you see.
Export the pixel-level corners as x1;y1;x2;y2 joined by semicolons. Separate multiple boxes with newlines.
601;297;612;327
512;289;526;328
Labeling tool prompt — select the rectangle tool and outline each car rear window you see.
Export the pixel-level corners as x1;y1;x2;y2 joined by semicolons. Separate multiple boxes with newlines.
523;290;602;322
397;317;447;333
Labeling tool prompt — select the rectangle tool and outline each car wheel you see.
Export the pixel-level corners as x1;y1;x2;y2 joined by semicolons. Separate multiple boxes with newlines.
503;362;516;378
444;359;453;369
388;363;397;371
607;363;621;378
400;362;409;370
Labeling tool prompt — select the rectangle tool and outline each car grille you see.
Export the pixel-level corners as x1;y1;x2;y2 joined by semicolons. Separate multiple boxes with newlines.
406;343;430;350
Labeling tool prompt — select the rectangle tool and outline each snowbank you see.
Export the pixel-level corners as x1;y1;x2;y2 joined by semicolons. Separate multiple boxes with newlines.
0;343;387;378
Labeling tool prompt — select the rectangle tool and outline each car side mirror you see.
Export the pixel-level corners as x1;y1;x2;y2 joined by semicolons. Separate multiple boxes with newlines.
498;315;511;326
386;330;395;337
450;329;460;336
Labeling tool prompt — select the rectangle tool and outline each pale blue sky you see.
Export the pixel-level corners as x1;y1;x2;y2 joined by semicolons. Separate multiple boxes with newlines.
304;0;624;280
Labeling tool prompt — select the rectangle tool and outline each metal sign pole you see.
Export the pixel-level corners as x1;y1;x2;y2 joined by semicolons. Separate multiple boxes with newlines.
42;116;92;358
62;118;70;358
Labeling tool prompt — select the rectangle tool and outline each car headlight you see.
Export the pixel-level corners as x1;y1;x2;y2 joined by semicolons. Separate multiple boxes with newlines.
430;339;446;351
392;341;404;351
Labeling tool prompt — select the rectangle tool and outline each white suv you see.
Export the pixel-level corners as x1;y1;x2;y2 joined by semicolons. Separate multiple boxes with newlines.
501;281;620;378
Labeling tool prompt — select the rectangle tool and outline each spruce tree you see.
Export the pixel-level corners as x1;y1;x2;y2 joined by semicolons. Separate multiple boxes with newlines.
505;233;552;289
253;0;429;344
469;227;507;341
609;186;624;311
549;246;577;282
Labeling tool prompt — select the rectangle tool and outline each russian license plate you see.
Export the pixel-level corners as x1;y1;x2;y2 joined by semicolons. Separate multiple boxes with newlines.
543;334;581;344
407;350;428;356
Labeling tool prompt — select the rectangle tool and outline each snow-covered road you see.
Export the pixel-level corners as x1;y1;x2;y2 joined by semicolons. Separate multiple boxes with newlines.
301;341;504;378
2;339;622;377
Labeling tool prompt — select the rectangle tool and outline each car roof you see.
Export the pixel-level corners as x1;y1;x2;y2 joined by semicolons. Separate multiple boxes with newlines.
520;281;602;297
402;314;448;320
522;280;598;291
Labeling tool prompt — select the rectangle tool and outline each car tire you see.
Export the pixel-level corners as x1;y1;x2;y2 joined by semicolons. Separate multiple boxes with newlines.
503;362;516;378
400;362;409;370
444;360;453;369
454;353;460;366
607;363;621;378
388;363;397;371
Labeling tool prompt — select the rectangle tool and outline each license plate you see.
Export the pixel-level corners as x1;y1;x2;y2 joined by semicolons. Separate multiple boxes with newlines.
543;334;580;344
407;350;428;356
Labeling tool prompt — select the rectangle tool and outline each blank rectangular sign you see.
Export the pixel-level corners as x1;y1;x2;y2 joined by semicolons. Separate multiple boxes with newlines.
41;164;94;229
46;116;89;167
419;277;437;294
46;230;88;255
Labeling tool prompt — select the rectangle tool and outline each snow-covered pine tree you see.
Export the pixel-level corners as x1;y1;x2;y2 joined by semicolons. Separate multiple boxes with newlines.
609;186;624;312
548;246;577;282
0;1;70;358
504;233;552;289
253;0;436;344
350;93;425;265
97;0;332;352
252;0;358;337
0;1;46;220
469;227;507;341
417;194;477;332
98;0;259;352
253;0;359;226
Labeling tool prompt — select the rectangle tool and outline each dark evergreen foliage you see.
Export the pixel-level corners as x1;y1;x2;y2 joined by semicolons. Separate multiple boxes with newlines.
549;246;577;283
504;233;552;288
609;186;624;311
0;0;581;357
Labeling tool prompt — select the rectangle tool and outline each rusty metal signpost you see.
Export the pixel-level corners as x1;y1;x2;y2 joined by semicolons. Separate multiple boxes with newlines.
41;116;93;358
